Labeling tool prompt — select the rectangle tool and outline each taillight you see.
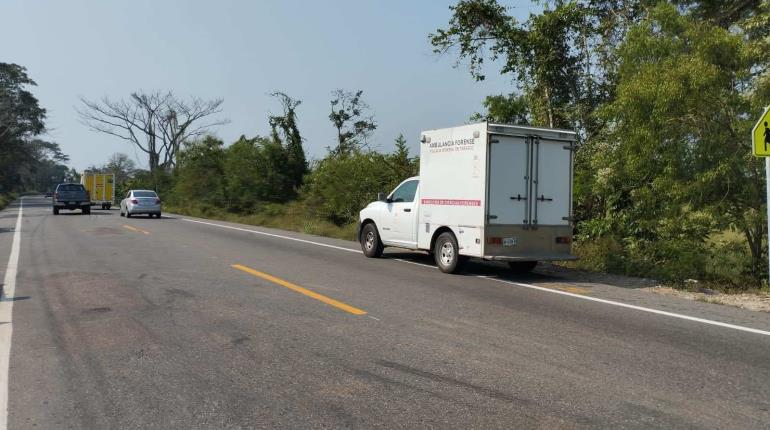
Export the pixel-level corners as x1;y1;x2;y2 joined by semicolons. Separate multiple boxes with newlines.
54;192;59;199
556;236;572;244
487;237;502;245
131;199;139;204
155;198;161;204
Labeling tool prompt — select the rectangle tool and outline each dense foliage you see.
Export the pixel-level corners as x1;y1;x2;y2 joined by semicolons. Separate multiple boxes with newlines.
433;0;770;286
0;63;71;193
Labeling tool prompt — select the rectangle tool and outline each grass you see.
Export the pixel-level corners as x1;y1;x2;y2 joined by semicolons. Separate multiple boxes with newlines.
165;201;358;242
0;193;17;211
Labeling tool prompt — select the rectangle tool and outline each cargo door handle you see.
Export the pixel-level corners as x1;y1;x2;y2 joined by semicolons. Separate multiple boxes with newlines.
537;195;553;202
403;208;411;212
510;194;527;201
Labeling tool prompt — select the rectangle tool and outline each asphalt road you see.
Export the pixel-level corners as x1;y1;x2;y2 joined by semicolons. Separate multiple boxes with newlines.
2;195;770;429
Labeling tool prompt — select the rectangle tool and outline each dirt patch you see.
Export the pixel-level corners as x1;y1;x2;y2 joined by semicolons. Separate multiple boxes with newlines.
644;286;770;313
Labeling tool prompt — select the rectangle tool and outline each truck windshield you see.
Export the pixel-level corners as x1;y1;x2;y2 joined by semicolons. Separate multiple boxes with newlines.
391;180;418;203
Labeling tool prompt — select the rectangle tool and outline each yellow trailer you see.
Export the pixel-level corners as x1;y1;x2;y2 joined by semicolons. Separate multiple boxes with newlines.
80;172;115;209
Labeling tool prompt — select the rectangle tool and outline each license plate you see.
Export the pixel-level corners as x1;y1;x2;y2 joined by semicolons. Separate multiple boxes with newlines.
502;237;517;247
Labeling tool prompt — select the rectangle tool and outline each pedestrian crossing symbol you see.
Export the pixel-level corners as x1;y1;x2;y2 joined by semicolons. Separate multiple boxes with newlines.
753;106;770;157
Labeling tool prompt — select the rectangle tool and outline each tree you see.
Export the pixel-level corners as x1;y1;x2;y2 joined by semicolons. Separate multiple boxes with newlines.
389;134;418;181
268;92;307;192
582;3;766;281
470;93;530;124
174;135;227;206
0;63;51;192
77;91;227;175
328;89;377;156
105;153;136;186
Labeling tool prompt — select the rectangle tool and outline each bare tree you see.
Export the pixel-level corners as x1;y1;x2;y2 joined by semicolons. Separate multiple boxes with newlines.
77;90;227;173
328;89;377;156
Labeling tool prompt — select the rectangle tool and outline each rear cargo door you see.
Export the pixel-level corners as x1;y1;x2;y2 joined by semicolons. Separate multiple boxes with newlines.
94;175;105;201
533;139;571;226
487;136;529;225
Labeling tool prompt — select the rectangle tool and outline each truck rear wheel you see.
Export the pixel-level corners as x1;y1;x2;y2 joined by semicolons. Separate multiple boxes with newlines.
434;232;463;274
360;223;383;258
508;261;537;273
53;207;59;215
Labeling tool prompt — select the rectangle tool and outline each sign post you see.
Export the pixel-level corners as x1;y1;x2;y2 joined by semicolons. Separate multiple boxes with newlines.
752;106;770;286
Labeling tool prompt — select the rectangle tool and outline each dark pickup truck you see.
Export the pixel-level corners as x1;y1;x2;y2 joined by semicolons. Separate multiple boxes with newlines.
53;183;91;215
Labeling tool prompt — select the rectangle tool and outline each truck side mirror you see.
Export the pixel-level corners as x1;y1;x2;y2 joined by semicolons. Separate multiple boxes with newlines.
377;192;388;202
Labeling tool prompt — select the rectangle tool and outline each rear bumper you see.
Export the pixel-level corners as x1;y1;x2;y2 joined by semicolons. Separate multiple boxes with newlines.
128;204;161;214
54;201;89;209
484;254;578;262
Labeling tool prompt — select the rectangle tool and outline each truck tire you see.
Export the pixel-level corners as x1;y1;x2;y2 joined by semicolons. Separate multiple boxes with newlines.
434;232;463;274
53;207;59;215
82;207;90;215
360;223;383;258
508;261;537;273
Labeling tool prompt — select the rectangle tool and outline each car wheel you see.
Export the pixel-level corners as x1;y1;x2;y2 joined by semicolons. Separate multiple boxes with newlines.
126;211;131;218
53;207;59;215
83;207;90;215
360;223;383;258
508;261;537;273
156;213;162;219
434;232;463;274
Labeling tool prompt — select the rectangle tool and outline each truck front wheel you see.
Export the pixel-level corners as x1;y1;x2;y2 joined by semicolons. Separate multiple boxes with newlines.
434;232;463;274
360;223;383;258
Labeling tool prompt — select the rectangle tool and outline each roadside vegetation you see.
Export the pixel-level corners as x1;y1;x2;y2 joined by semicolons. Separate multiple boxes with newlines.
0;63;74;202
4;1;770;291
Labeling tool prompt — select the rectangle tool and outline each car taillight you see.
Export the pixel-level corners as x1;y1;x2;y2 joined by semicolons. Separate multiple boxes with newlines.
556;236;572;244
487;237;502;245
131;199;139;204
54;192;59;199
155;198;161;204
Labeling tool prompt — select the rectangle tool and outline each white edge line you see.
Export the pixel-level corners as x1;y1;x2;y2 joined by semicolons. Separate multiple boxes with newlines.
0;198;23;429
181;216;770;337
182;218;361;254
392;258;436;269
479;276;770;337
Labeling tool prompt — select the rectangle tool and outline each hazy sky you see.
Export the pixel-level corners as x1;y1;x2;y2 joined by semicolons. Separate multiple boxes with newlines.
2;0;535;170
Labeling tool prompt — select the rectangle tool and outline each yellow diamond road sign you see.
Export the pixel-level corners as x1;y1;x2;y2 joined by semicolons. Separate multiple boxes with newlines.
753;106;770;157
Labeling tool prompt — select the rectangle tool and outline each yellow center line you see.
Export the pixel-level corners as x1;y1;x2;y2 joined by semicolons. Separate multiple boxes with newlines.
122;225;150;235
231;264;367;315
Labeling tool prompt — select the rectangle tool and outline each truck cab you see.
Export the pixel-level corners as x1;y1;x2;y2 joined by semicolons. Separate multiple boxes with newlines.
358;122;577;274
359;177;420;249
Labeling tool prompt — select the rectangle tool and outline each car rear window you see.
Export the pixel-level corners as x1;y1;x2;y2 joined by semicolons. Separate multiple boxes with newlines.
58;184;85;191
134;191;157;198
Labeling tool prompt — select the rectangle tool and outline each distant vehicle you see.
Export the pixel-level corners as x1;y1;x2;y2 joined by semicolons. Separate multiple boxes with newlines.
358;122;576;274
81;171;115;209
120;189;162;218
52;183;91;215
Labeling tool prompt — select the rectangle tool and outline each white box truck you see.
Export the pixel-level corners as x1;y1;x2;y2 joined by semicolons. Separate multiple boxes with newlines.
358;122;576;273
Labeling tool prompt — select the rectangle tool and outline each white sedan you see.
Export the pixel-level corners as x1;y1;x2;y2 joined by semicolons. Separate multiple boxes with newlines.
120;189;162;218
